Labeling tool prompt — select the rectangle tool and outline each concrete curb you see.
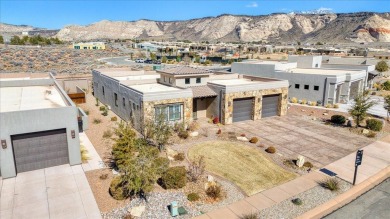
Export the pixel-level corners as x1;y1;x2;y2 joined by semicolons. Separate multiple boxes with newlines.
296;166;390;219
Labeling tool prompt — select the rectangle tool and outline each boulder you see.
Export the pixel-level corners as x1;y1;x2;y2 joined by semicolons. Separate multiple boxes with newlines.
296;155;305;168
189;131;199;137
112;169;119;175
323;113;328;116
207;175;214;182
129;205;146;217
237;136;249;141
362;129;370;134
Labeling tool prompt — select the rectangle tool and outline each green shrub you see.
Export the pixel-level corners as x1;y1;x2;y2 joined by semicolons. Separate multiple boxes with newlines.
320;178;340;192
103;130;113;138
111;116;118;121
249;137;259;144
240;212;258;219
265;146;276;154
303;161;313;168
174;152;185;161
331;115;346;125
178;131;189;139
99;106;106;111
109;176;127;200
93;118;102;124
99;173;108;180
206;184;222;200
292;198;303;206
161;166;187;189
366;119;383;131
102;110;108;116
153;157;170;176
84;110;89;115
187;193;200;202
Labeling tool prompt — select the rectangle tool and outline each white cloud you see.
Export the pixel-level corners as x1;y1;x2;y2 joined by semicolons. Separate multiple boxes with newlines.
246;2;258;8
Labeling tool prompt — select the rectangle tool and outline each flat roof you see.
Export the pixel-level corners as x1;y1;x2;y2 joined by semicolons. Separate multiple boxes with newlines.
241;60;289;65
95;68;157;77
210;79;260;86
114;74;159;81
0;86;67;113
128;83;182;93
284;68;364;75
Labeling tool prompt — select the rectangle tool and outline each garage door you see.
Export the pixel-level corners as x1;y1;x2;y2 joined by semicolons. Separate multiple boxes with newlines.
262;95;279;118
12;129;69;173
233;98;253;122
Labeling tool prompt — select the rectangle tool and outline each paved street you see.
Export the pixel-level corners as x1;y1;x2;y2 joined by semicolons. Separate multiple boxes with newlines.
324;178;390;219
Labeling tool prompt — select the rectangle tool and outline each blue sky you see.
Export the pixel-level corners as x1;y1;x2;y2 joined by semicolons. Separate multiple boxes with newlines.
1;1;389;29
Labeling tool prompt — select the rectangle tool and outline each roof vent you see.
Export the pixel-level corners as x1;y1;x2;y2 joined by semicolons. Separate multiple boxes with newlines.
46;90;52;95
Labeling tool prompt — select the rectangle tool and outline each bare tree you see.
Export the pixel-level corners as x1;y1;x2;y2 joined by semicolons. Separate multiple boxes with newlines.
188;155;206;182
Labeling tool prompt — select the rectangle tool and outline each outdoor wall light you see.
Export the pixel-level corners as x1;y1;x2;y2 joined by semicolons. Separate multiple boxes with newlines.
1;140;7;149
71;130;76;139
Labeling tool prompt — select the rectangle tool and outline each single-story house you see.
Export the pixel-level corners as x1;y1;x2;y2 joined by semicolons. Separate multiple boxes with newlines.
92;66;289;129
0;73;88;178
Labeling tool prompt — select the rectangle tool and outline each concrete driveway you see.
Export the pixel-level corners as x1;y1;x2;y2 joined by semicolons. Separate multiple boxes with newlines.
0;164;101;219
229;115;374;167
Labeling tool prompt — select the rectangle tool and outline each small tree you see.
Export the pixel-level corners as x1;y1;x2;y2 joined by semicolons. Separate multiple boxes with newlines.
188;155;205;182
0;35;4;44
384;95;390;120
376;60;389;73
349;92;376;127
161;56;167;63
152;113;173;151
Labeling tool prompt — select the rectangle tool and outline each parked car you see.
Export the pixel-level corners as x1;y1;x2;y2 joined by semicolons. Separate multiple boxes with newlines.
153;60;161;64
135;59;144;63
144;59;153;64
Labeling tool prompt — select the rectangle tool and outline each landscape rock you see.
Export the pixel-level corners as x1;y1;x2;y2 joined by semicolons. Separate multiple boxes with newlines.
237;136;249;142
112;169;119;175
189;131;199;137
296;155;305;168
129;205;145;217
323;113;328;116
207;175;214;182
362;129;370;134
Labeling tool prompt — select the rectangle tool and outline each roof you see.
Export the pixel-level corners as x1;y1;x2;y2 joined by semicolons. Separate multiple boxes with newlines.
369;70;380;76
191;86;217;98
158;66;212;75
0;86;67;113
284;68;365;75
128;83;182;93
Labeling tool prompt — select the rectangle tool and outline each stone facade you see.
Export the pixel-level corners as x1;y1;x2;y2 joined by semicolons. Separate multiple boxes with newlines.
222;87;288;124
142;97;193;126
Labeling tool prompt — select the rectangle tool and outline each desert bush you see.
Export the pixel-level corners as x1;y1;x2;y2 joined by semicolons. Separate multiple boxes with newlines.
174;152;185;161
325;104;333;108
303;161;313;168
265;146;276;154
103;129;113;138
109;176;126;200
99;106;106;111
93;118;102;124
95;97;100;106
178;131;189;139
240;212;258;219
153;157;170;176
99;173;108;180
188;155;205;182
84;110;90;115
217;129;222;134
320;178;340;191
80;145;89;162
371;91;377;95
187;193;200;202
188;121;200;131
292;198;303;205
366;119;383;131
102;109;108;116
291;97;298;103
206;184;222;200
161;166;187;189
240;133;246;137
111;116;118;121
122;214;134;219
366;131;377;138
330;115;346;125
333;104;339;109
249;137;259;143
301;99;307;105
310;101;317;106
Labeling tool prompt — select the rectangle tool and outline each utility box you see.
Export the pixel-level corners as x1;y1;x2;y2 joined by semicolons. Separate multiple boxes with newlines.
170;201;179;217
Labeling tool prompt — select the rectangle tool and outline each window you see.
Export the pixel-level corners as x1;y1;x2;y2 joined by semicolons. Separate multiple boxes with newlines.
129;101;133;117
136;105;139;111
295;84;300;89
133;103;136;110
123;97;125;107
102;86;105;96
304;85;309;90
114;93;118;106
314;86;319;91
315;64;319;68
185;78;190;84
155;104;182;121
196;78;201;83
164;76;166;82
169;77;173;84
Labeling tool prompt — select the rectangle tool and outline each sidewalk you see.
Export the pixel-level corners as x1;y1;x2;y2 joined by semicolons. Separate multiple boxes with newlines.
79;132;105;172
195;136;390;219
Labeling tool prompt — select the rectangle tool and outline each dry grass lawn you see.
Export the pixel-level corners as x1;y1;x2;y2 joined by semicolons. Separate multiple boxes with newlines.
188;141;296;196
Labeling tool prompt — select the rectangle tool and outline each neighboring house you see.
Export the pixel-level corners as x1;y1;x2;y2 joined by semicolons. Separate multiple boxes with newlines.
92;66;288;129
73;42;105;50
0;73;88;178
232;56;367;105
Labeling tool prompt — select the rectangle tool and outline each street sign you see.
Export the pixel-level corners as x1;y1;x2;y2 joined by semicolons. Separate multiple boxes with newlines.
355;150;364;166
353;149;364;185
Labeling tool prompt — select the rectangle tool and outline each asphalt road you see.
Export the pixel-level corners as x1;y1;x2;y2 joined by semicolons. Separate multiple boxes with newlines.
324;178;390;219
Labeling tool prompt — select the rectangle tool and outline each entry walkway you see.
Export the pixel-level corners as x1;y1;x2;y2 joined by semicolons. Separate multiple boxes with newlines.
195;137;390;219
0;164;101;219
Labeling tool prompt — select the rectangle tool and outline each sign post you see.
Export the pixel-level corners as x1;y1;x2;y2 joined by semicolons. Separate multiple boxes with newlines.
353;150;364;185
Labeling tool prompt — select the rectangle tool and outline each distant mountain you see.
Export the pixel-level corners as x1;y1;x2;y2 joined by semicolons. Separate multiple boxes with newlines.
3;12;390;43
0;23;41;33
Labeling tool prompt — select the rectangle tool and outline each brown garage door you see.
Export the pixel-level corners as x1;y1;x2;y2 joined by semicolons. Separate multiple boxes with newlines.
233;98;253;122
262;94;279;118
12;129;69;173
